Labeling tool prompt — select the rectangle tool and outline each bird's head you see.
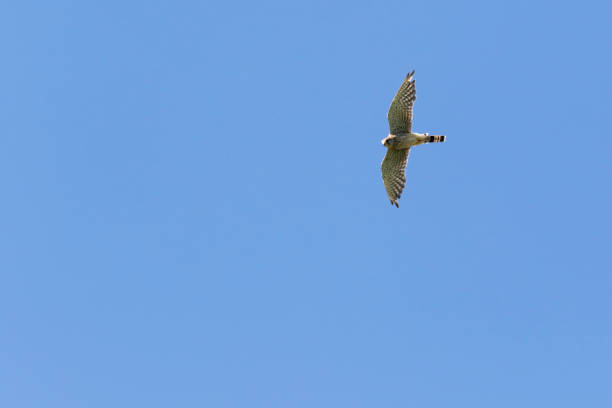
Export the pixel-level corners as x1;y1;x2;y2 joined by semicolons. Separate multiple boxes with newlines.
381;135;394;147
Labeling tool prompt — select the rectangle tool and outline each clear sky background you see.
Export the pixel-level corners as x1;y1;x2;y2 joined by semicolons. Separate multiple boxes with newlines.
2;1;612;407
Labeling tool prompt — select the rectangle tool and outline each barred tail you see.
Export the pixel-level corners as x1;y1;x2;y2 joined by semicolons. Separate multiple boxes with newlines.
427;135;446;143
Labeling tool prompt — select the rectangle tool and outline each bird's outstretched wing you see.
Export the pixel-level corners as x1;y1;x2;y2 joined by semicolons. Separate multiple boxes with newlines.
387;71;416;134
381;148;410;207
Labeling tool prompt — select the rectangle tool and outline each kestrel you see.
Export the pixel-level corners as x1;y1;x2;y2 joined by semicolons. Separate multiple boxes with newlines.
381;71;446;207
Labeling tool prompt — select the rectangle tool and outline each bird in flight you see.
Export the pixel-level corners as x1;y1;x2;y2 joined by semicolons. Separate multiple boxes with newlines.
381;71;446;207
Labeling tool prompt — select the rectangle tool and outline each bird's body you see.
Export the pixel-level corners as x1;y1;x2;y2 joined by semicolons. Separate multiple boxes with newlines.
381;71;446;207
382;132;445;149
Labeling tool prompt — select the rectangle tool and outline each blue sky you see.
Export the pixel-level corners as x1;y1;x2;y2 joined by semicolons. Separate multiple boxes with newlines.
2;1;612;407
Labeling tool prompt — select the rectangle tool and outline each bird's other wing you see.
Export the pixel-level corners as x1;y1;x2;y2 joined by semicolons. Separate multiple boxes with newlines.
387;71;416;135
381;148;410;207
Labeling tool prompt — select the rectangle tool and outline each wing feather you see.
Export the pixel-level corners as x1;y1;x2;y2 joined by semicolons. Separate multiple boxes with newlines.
387;71;416;134
381;148;410;207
